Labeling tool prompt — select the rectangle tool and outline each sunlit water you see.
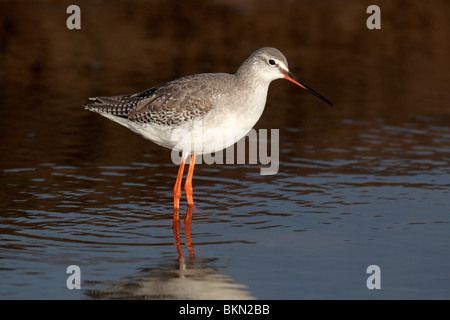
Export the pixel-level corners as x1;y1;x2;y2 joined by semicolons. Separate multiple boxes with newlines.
1;0;450;299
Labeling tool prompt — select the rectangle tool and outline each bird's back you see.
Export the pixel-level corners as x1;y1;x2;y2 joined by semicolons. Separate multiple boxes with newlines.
84;73;236;127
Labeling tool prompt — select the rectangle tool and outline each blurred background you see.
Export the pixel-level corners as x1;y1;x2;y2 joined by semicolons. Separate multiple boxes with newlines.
0;0;449;299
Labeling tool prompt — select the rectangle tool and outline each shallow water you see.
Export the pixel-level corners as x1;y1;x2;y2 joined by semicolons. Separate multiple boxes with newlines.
1;0;449;299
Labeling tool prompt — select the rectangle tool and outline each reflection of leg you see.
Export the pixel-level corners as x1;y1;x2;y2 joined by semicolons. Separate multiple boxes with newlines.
173;206;195;265
173;156;186;209
184;155;196;207
172;207;183;262
184;205;195;258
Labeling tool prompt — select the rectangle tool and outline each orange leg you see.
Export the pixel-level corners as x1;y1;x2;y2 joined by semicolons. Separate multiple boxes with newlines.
173;157;186;209
184;155;196;207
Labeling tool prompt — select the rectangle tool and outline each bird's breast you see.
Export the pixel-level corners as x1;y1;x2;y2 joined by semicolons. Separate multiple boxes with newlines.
224;83;269;130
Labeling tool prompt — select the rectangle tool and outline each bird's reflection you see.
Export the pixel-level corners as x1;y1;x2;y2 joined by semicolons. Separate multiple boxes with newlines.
85;205;254;299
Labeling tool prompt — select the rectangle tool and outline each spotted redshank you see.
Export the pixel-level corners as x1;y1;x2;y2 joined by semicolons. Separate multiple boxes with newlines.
85;47;333;209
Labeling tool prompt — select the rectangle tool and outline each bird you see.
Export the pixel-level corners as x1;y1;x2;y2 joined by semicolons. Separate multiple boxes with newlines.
84;47;333;209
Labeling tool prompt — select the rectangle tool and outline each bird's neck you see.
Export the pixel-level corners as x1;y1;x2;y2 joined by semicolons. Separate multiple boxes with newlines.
235;70;271;93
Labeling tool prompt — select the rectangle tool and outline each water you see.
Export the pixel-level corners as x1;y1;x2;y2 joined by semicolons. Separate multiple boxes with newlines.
1;0;449;299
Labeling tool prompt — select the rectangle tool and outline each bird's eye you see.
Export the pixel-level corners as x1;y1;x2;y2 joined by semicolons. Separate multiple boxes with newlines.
268;59;276;66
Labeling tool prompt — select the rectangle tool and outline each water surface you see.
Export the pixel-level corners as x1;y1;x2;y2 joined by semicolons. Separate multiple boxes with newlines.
1;0;449;299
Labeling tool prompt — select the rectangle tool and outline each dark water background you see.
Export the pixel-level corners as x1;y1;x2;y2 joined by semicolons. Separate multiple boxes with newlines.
1;0;449;299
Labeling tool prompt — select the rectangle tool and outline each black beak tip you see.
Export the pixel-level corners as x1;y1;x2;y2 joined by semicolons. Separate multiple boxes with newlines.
284;71;334;107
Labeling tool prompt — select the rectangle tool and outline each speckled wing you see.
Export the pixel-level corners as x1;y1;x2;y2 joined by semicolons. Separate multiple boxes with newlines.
84;73;225;126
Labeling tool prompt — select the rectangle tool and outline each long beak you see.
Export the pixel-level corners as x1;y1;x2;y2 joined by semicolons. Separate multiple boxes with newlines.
283;71;333;107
